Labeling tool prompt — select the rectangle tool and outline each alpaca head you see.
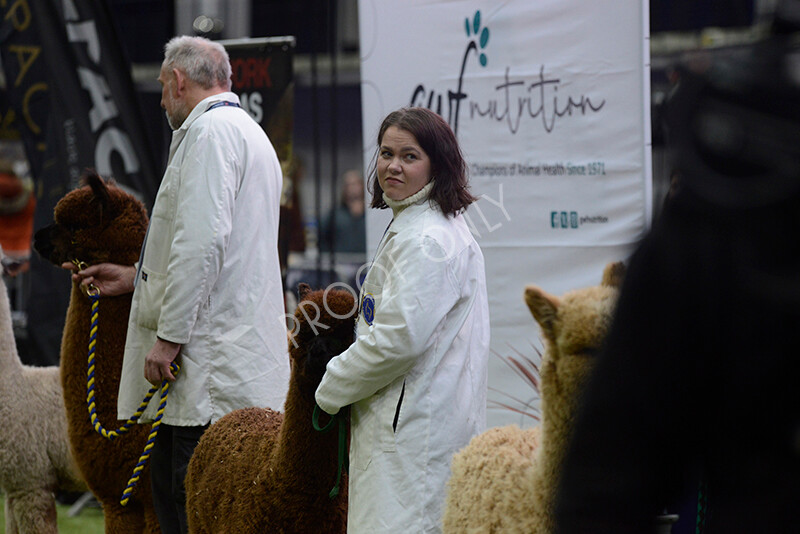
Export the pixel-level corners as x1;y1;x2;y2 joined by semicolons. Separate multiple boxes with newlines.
288;283;356;383
524;261;625;411
33;170;148;268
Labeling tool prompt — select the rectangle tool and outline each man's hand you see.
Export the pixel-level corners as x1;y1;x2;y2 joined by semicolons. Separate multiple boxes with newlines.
144;338;181;386
61;262;136;296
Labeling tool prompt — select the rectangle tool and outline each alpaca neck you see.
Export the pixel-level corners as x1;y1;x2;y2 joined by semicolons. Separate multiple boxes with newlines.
538;388;576;467
538;351;584;457
0;282;22;373
269;373;342;485
61;284;130;423
535;354;582;518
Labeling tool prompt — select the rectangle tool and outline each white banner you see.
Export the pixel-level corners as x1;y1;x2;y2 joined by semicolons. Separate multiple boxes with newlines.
358;0;651;427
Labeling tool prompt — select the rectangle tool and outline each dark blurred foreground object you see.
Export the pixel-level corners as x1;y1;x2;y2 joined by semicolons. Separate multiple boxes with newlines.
650;0;754;32
665;13;800;209
555;5;800;533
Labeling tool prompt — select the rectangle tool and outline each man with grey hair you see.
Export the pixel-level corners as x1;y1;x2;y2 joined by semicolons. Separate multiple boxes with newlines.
66;35;290;533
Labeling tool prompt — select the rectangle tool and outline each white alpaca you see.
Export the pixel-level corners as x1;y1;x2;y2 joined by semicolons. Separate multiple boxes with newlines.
0;273;86;533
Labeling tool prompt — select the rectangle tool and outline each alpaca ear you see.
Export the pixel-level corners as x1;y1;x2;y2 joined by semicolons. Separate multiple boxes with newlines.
525;286;560;341
83;169;109;203
298;283;312;300
82;169;110;222
601;261;626;288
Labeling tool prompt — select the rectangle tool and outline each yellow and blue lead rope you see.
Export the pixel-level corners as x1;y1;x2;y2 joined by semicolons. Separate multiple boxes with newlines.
120;374;175;506
85;292;179;505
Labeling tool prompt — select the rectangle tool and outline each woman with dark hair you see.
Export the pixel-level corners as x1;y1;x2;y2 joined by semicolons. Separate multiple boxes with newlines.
367;107;477;215
316;107;490;533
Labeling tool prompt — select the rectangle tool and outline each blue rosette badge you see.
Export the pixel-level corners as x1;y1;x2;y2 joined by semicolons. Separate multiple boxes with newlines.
361;293;375;326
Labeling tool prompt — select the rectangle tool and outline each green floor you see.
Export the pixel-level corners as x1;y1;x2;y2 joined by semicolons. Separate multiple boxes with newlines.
0;494;104;533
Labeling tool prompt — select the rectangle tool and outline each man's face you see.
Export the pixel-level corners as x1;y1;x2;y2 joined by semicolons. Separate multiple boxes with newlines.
158;66;189;130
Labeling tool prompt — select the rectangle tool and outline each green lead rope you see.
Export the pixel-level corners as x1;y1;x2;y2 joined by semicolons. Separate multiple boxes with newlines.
696;478;708;534
313;404;349;499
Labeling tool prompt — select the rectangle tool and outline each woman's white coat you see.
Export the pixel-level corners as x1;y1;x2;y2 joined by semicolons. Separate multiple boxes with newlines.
316;191;490;533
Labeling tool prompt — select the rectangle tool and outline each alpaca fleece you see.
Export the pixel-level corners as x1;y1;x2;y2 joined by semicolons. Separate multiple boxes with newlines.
33;171;160;533
442;262;624;534
186;285;354;534
0;266;86;534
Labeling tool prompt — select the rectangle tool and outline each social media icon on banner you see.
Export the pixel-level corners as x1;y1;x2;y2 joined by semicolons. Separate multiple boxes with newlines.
550;211;580;229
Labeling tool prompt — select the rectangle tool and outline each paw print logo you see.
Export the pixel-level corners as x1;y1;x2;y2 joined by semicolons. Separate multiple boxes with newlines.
450;10;491;136
465;10;490;67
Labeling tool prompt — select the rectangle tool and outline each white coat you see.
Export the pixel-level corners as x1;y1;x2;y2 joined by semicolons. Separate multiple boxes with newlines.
315;187;490;534
118;93;290;425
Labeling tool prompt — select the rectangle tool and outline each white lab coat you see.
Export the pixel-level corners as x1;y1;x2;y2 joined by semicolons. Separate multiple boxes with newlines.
118;93;290;425
315;190;490;533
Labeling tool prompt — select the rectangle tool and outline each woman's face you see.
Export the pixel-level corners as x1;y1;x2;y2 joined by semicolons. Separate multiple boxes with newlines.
377;126;432;201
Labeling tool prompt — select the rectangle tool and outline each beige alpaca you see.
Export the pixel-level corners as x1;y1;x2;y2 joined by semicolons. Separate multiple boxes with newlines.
0;262;86;534
443;262;624;534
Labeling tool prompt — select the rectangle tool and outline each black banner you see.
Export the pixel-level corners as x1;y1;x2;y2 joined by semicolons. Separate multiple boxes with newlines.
0;0;159;366
0;0;52;184
41;0;157;199
0;0;159;203
223;37;295;163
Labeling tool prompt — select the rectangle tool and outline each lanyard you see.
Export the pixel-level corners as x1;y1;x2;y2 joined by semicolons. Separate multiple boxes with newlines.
206;100;241;112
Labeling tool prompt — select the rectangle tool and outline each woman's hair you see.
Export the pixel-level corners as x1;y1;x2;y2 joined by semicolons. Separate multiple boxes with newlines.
163;36;232;90
368;107;476;216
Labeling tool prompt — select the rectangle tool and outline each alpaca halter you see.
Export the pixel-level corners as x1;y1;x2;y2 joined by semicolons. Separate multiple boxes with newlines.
83;288;180;507
70;258;99;297
312;404;349;499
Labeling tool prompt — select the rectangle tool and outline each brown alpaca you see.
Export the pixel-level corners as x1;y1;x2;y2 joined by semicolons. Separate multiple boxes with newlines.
33;170;160;533
443;262;624;533
186;283;353;534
